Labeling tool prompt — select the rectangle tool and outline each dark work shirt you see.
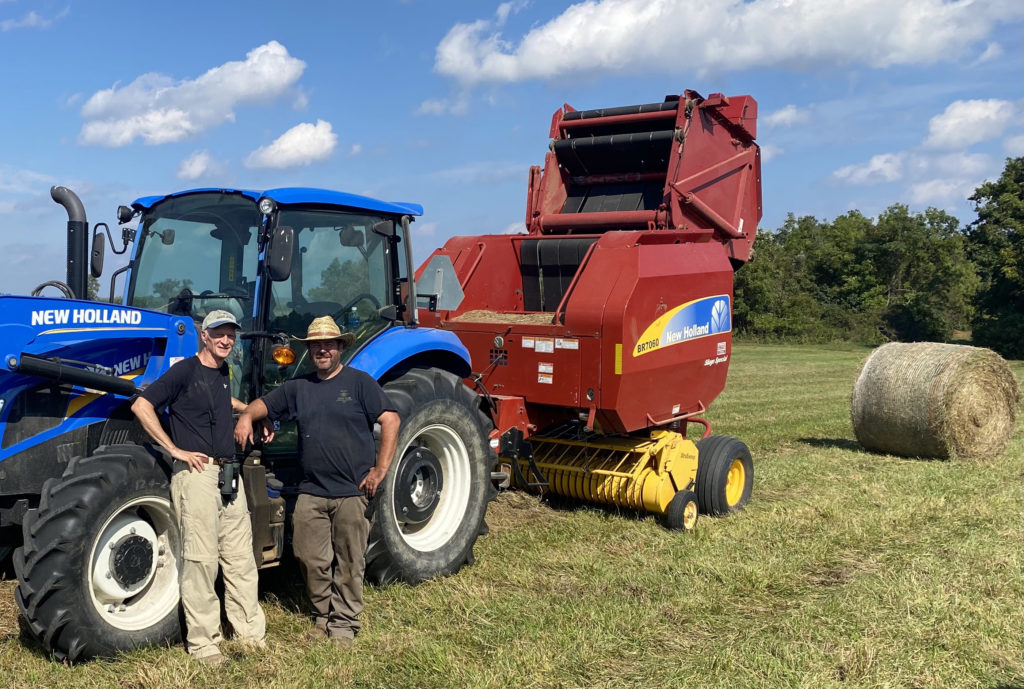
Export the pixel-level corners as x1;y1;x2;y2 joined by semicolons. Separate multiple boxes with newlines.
262;365;395;498
140;356;235;459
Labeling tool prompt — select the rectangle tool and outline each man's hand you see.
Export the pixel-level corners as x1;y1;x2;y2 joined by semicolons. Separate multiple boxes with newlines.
259;417;276;444
234;399;270;450
360;466;388;497
234;415;256;450
171;446;209;473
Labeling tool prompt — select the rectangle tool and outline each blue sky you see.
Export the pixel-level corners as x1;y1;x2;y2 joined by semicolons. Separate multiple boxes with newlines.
0;0;1021;295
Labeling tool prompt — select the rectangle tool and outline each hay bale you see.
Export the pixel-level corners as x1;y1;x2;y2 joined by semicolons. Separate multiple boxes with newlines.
850;342;1021;460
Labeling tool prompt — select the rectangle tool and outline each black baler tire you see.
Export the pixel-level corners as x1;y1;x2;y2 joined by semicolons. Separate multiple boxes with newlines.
695;435;753;517
14;445;181;661
664;489;699;532
365;368;496;585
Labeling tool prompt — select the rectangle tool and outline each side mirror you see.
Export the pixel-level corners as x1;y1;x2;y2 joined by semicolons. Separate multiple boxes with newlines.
267;225;294;282
372;220;395;237
160;228;175;246
90;226;106;278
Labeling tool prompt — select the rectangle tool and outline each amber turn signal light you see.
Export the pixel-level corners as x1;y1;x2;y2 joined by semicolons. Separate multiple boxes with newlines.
272;346;296;365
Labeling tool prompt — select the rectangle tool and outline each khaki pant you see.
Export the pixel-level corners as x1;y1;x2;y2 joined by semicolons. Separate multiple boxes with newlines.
292;494;370;639
171;465;266;658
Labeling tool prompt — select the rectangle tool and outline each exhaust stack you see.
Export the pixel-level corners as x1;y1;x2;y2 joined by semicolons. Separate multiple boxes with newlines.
51;186;88;300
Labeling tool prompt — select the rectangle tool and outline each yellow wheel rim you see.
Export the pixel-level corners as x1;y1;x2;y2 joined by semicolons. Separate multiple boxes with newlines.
683;500;698;530
725;458;746;506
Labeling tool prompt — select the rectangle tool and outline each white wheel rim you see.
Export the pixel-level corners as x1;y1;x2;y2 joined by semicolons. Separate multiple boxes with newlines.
87;495;180;630
393;424;472;552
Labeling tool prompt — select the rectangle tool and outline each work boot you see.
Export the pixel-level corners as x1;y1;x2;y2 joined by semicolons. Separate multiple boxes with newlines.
195;652;227;666
329;634;353;650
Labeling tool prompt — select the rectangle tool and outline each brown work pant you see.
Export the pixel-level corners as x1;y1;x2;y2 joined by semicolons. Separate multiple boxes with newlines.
171;464;266;659
292;494;370;639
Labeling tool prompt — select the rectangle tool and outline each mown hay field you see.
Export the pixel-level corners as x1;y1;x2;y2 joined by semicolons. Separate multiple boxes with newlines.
0;342;1020;688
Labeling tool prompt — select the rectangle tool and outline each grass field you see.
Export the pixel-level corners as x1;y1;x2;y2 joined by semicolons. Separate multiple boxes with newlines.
0;342;1020;688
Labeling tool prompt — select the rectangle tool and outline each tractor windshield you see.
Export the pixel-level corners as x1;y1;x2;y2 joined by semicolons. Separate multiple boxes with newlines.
263;208;392;380
128;192;261;398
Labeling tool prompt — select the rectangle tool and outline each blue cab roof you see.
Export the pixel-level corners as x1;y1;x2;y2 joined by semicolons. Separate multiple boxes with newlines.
131;187;423;217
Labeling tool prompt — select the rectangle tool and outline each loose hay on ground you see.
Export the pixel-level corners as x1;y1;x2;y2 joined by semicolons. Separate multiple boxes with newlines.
850;342;1021;461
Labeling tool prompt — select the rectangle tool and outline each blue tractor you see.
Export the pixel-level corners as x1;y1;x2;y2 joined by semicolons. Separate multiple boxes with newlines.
2;187;497;660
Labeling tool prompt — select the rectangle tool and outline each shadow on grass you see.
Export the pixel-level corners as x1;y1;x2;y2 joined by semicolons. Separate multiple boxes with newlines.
798;437;871;454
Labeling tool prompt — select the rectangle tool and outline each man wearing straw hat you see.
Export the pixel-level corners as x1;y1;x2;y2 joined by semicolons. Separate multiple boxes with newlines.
131;309;266;666
235;315;399;648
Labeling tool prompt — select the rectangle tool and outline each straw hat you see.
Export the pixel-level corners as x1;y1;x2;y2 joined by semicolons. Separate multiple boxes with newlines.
296;315;356;348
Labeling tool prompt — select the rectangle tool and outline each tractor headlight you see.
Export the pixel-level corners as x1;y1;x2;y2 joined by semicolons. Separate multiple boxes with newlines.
257;197;277;216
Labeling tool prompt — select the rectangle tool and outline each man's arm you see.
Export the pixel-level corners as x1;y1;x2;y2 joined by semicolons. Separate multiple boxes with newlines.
231;397;247;413
130;397;209;473
235;398;271;450
360;410;399;497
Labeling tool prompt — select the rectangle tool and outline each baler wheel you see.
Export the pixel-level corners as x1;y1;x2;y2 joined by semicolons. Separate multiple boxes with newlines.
365;368;496;585
664;490;699;532
695;435;753;516
13;445;180;661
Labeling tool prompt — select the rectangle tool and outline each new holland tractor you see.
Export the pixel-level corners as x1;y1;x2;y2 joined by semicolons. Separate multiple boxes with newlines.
0;88;760;662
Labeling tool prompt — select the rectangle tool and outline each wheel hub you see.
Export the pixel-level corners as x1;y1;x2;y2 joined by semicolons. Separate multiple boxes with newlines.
109;534;154;588
395;447;443;524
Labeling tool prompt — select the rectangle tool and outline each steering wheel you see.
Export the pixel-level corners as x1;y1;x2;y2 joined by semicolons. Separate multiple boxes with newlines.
335;293;381;321
196;287;248;299
31;280;75;298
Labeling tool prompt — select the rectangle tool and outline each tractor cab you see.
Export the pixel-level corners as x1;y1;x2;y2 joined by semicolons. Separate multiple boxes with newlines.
122;189;418;403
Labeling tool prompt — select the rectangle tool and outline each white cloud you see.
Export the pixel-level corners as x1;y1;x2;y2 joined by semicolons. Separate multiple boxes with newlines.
245;120;337;169
415;221;438;238
177;150;214;180
763;105;809;129
759;143;783;162
349;144;363;156
1004;134;1024;156
415;94;469;116
0;165;56;194
907;177;979;205
434;0;1022;85
435;161;526;185
833;153;905;185
502;222;527;234
1;7;66;31
973;41;1003;64
79;41;306;147
923;99;1016;149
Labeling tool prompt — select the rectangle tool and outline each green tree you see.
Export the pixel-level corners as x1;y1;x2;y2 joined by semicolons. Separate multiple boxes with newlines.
967;156;1024;358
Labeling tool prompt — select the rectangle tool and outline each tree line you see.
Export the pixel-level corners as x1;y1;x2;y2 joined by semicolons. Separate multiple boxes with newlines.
734;156;1024;359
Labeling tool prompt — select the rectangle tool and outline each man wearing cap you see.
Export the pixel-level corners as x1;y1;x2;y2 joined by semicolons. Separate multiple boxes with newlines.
131;309;266;665
235;315;399;648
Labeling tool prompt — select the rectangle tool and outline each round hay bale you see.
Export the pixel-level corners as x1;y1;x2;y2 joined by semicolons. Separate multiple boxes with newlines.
850;342;1021;460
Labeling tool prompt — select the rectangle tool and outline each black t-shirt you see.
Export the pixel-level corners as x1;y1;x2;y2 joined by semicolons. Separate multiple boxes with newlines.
262;366;395;498
140;357;236;459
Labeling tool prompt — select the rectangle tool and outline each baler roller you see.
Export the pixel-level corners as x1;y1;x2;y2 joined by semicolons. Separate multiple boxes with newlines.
514;430;697;515
552;130;675;176
562;100;679;121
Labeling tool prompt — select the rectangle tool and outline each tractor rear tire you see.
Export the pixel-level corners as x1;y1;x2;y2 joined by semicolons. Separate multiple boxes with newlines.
695;435;753;516
14;444;181;661
365;368;496;585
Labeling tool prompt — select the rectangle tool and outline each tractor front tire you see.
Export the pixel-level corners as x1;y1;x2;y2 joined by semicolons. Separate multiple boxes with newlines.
695;435;753;516
365;368;496;585
14;445;181;661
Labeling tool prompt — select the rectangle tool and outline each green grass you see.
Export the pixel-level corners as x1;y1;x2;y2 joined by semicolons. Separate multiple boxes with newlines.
0;342;1020;688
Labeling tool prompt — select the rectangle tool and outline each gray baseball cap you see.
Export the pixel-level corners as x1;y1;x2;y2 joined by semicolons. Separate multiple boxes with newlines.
201;309;241;331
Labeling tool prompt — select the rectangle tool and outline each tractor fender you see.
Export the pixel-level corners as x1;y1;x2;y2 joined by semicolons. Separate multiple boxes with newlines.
349;326;472;381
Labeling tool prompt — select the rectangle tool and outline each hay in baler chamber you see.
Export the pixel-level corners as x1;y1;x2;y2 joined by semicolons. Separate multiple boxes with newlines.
850;342;1021;460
